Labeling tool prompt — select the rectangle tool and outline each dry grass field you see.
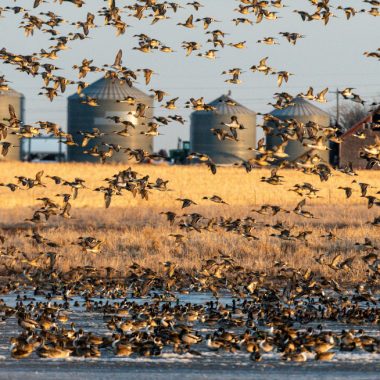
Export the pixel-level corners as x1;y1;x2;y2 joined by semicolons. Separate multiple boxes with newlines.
0;161;379;282
1;161;380;208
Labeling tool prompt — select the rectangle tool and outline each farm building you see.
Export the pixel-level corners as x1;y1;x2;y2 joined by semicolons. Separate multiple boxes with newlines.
337;106;380;169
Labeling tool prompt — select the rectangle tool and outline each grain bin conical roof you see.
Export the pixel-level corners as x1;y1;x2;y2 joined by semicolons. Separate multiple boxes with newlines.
196;94;256;116
0;86;24;98
270;97;330;118
68;76;151;101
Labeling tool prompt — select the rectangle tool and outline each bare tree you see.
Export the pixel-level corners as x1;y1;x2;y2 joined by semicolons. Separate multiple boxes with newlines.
339;103;368;130
330;95;380;131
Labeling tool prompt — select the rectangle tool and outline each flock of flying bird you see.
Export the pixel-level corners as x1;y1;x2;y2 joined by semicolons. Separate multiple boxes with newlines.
0;0;379;366
0;0;379;166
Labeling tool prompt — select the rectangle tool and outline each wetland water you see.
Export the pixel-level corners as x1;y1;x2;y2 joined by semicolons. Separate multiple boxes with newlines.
0;291;379;379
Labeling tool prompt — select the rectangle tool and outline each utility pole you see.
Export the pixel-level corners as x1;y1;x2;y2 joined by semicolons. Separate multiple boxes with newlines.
28;137;31;162
331;88;341;125
58;136;62;162
336;88;340;126
331;89;341;168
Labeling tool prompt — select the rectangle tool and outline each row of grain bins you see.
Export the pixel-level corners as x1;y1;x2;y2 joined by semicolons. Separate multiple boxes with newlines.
1;76;332;164
190;94;331;164
68;79;259;164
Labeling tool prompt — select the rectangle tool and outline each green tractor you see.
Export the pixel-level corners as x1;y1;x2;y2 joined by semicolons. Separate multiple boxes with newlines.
169;139;190;164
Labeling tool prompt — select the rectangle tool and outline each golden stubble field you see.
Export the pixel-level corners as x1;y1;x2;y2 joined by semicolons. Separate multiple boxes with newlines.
0;161;379;281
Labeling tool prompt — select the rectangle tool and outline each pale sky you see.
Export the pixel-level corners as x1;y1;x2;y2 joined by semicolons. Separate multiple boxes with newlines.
0;0;379;152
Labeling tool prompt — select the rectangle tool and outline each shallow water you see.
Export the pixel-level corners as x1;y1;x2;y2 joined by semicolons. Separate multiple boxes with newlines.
0;356;379;380
0;290;379;379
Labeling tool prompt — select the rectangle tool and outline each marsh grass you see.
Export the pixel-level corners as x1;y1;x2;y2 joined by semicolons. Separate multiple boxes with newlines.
0;162;379;282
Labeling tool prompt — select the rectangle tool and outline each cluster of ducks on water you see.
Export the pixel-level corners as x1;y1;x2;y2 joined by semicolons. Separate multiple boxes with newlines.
0;253;379;361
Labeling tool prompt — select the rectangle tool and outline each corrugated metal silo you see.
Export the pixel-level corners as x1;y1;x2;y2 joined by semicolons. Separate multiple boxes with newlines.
266;97;331;162
190;94;256;164
67;77;153;163
0;87;24;161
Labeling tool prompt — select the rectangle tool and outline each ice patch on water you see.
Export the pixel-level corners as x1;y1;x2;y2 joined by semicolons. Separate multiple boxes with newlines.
333;352;379;362
105;353;193;363
61;352;193;364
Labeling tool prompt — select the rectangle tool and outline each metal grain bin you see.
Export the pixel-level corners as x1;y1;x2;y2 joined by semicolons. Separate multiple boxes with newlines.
67;77;153;163
190;94;256;164
266;97;331;163
0;87;24;161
